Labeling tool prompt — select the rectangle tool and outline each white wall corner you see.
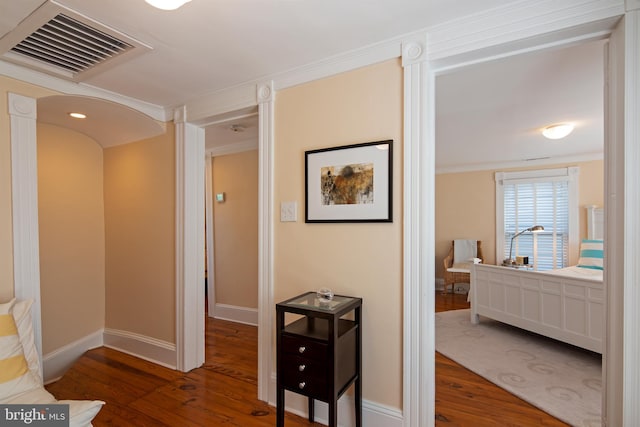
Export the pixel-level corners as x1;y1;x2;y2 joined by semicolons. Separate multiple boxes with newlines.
43;329;104;384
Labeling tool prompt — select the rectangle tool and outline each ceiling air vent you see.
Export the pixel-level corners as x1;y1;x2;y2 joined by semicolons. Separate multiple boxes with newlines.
11;14;133;74
0;1;151;81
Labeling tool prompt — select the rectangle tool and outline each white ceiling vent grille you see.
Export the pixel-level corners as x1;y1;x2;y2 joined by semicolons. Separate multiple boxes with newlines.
11;14;133;74
0;1;151;81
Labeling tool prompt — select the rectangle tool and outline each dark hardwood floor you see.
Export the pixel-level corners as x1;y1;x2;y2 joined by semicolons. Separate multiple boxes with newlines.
46;318;321;426
435;292;568;427
45;293;568;426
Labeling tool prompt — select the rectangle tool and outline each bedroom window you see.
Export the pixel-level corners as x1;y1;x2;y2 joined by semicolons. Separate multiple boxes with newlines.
496;167;579;270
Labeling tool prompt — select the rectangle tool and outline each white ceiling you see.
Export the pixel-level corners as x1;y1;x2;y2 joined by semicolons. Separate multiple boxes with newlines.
436;39;604;173
0;0;605;169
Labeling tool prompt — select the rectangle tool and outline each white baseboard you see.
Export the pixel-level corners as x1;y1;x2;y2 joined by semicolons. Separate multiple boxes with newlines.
43;329;104;384
268;374;403;427
103;328;176;370
212;303;258;326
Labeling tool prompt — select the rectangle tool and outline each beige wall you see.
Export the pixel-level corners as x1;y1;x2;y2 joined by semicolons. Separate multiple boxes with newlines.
37;123;105;354
274;59;403;408
212;150;259;309
104;125;176;343
0;77;58;301
435;160;604;279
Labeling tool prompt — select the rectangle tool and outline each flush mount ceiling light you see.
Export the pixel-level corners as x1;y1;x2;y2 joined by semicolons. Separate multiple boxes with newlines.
68;112;86;119
542;123;574;139
145;0;192;10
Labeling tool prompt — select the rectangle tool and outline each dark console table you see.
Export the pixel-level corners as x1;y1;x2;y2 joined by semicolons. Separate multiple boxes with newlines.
276;291;362;427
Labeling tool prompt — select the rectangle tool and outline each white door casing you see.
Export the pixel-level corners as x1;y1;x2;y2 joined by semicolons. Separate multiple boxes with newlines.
8;92;43;380
8;2;639;425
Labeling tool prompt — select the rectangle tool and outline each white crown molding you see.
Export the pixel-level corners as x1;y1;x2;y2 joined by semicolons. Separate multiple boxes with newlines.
0;60;169;121
206;139;258;157
435;152;604;174
627;0;640;11
271;34;405;91
427;0;625;62
184;1;623;124
185;83;257;124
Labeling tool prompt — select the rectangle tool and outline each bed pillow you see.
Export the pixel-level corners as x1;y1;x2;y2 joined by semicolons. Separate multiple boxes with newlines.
11;299;41;382
61;399;106;427
0;299;42;403
578;239;604;270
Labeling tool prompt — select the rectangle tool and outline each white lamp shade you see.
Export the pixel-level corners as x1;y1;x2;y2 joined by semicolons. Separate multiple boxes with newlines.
542;123;574;139
145;0;192;10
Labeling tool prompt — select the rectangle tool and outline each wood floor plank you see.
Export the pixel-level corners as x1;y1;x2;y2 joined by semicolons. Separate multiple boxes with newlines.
45;295;569;426
435;292;570;427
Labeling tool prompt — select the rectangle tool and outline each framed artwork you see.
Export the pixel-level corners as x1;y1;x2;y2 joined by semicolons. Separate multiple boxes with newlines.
305;140;393;223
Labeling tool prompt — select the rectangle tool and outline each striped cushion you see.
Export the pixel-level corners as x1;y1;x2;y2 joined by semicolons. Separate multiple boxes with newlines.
578;239;604;270
0;299;41;402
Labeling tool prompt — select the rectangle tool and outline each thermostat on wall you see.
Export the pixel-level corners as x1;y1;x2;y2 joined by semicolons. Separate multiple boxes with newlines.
216;192;225;202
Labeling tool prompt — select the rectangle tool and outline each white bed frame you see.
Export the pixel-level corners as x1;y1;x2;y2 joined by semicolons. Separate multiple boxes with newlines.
470;264;603;353
470;206;604;354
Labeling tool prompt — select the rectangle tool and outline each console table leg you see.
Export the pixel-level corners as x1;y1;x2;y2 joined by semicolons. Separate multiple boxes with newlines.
308;397;314;422
276;387;284;427
355;377;362;427
328;401;337;427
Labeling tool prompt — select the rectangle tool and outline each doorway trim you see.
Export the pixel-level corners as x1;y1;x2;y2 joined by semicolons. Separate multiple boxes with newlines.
403;5;637;427
176;81;275;401
8;92;43;379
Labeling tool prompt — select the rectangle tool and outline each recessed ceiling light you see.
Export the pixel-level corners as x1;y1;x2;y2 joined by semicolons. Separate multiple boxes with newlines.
68;112;86;119
145;0;192;10
542;123;574;139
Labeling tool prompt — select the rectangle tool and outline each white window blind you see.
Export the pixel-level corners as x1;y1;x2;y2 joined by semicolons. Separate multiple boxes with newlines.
496;167;579;271
503;180;569;270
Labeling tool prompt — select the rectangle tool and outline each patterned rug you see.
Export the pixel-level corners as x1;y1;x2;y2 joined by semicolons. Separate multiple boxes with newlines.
435;309;602;427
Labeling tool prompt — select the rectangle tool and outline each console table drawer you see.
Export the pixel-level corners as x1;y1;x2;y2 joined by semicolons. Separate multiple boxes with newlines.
281;354;326;380
280;335;327;362
280;372;328;400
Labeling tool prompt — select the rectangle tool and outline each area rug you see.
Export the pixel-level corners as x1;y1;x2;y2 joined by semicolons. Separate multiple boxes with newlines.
435;309;602;427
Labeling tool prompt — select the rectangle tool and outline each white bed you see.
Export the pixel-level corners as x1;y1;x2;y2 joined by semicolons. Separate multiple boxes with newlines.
470;206;604;354
470;264;603;353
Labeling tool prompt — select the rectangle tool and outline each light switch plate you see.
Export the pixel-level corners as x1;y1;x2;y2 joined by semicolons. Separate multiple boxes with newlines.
280;201;297;222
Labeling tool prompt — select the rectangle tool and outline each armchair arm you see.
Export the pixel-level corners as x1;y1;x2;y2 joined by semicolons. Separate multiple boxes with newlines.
443;246;454;269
